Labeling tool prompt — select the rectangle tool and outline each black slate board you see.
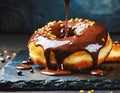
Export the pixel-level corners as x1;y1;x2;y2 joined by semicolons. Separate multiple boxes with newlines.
0;50;120;90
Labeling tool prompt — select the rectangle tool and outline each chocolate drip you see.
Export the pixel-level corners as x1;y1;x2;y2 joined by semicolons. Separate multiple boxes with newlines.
44;49;53;69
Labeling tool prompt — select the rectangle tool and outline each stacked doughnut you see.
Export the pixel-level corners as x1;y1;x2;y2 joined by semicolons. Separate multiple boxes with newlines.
27;18;112;71
105;41;120;62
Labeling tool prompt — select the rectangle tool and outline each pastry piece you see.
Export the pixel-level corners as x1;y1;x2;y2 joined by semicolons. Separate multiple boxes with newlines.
27;18;112;71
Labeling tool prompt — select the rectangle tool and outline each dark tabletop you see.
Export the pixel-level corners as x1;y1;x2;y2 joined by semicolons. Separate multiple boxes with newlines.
0;34;120;93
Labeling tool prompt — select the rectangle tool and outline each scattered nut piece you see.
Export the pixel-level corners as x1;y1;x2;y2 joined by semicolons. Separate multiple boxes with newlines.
60;24;64;27
12;53;16;56
102;38;105;42
80;90;85;93
4;50;8;54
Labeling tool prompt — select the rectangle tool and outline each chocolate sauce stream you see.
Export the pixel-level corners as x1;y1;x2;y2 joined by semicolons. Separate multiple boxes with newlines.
64;0;70;37
44;0;71;71
44;49;53;69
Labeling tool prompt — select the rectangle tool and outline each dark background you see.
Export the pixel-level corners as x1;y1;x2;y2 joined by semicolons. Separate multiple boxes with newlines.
0;0;120;35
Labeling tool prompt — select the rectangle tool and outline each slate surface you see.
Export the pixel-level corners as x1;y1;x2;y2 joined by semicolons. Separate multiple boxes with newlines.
0;50;120;90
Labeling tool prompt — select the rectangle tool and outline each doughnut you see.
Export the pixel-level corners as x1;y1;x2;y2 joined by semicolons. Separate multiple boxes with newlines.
27;18;112;71
105;41;120;62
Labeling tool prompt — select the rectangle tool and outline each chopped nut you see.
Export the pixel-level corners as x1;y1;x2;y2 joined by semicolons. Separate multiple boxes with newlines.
46;27;52;31
102;38;105;41
88;90;94;93
89;21;95;26
12;53;16;56
50;34;56;39
60;24;64;27
58;20;62;23
4;50;8;54
38;28;42;31
47;32;51;36
88;91;92;93
80;90;85;93
68;18;73;22
78;18;83;22
43;33;47;37
53;21;56;23
47;22;53;26
91;90;94;92
75;18;79;21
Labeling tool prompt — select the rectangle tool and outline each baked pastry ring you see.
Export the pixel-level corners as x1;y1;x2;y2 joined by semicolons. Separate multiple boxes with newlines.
27;18;112;71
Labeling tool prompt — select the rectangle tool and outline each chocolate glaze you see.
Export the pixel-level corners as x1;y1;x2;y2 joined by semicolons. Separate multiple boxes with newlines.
28;19;108;75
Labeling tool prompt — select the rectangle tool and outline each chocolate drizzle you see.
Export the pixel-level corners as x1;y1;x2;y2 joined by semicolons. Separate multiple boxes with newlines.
64;0;70;37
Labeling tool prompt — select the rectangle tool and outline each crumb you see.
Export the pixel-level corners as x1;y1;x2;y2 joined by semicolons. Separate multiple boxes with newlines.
4;50;8;54
80;90;85;93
